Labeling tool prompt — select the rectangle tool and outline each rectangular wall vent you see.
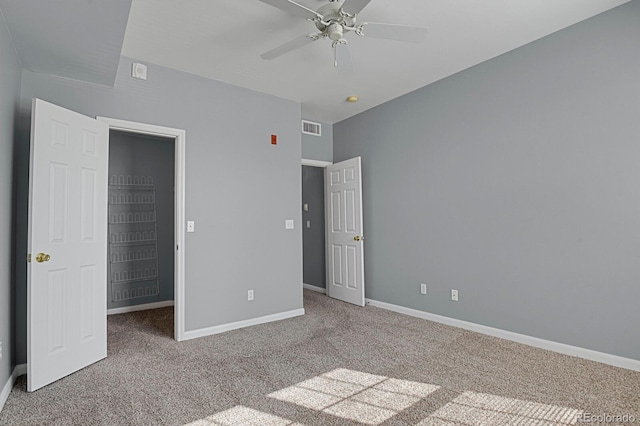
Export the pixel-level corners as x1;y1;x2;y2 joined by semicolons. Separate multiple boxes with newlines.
302;120;322;136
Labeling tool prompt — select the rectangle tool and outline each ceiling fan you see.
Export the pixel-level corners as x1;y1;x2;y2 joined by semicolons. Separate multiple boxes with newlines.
259;0;428;70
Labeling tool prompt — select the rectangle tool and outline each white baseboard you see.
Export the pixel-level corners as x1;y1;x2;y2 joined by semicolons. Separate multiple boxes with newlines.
303;283;326;294
107;300;174;315
182;308;306;341
1;364;26;413
365;298;640;372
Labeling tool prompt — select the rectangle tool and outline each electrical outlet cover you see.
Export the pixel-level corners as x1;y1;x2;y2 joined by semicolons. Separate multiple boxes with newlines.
131;62;148;80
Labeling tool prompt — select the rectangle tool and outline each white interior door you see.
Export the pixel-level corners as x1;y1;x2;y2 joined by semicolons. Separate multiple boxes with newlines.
325;157;365;306
27;99;109;392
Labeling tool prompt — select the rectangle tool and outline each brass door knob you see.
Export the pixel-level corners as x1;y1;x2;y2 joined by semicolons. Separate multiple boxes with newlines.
354;235;364;241
35;253;51;263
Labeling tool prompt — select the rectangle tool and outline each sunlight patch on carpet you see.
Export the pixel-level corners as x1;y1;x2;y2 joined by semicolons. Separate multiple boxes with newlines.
267;368;439;424
183;405;300;426
420;391;582;425
184;368;582;426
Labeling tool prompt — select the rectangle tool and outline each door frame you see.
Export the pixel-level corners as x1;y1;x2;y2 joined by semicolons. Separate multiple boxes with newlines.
98;117;186;341
301;159;332;293
301;159;332;168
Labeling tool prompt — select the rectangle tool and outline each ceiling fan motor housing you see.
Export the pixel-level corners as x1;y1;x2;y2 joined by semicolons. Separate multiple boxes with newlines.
315;1;356;36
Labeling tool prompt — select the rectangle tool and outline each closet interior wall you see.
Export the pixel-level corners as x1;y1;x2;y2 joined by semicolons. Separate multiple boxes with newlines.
107;130;175;310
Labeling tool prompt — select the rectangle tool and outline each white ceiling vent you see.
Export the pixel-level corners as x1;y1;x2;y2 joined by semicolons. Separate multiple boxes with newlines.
302;120;322;136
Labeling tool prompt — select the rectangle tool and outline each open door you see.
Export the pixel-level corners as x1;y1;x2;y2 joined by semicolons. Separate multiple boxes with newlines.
325;157;365;306
27;99;109;391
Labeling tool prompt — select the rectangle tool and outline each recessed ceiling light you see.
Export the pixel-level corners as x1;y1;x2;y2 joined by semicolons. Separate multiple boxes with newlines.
346;96;358;103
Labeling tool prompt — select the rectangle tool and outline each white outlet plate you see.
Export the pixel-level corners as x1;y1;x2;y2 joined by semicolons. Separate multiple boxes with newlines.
187;221;195;232
420;283;427;295
248;290;254;301
451;289;459;301
131;62;147;80
285;219;294;229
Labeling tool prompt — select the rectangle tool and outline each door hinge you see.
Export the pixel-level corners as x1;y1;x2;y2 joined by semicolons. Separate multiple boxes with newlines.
27;253;31;263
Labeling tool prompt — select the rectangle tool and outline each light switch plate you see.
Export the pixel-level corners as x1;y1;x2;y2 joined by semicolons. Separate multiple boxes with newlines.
285;219;294;229
187;221;195;232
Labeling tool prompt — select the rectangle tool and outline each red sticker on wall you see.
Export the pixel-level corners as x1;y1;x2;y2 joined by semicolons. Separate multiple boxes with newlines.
271;134;277;145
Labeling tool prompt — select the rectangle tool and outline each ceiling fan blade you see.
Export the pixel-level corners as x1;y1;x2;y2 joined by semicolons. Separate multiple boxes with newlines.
341;0;373;15
258;0;322;21
359;22;428;43
261;34;317;60
335;43;354;75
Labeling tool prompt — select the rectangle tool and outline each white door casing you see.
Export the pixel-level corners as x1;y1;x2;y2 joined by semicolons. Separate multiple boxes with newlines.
97;116;187;341
325;157;365;306
27;99;109;391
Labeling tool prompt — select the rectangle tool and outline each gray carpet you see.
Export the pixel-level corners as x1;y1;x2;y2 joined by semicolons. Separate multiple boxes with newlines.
1;290;638;425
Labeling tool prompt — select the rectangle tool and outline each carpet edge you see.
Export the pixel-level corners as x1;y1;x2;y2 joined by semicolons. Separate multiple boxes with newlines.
365;298;640;372
0;364;26;413
181;308;306;341
303;284;326;294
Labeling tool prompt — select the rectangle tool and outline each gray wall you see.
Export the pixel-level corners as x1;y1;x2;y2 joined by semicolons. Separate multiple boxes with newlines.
302;119;332;162
0;7;21;392
302;166;325;288
108;130;175;308
14;56;303;363
334;1;640;361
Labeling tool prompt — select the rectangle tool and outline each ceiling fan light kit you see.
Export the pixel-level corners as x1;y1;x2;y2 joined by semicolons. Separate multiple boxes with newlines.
259;0;428;69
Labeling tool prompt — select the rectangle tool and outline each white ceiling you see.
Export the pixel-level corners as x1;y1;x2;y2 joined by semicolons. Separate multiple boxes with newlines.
121;0;629;123
1;0;629;124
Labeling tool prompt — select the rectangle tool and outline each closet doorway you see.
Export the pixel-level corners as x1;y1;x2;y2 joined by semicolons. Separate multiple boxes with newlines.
98;117;186;341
